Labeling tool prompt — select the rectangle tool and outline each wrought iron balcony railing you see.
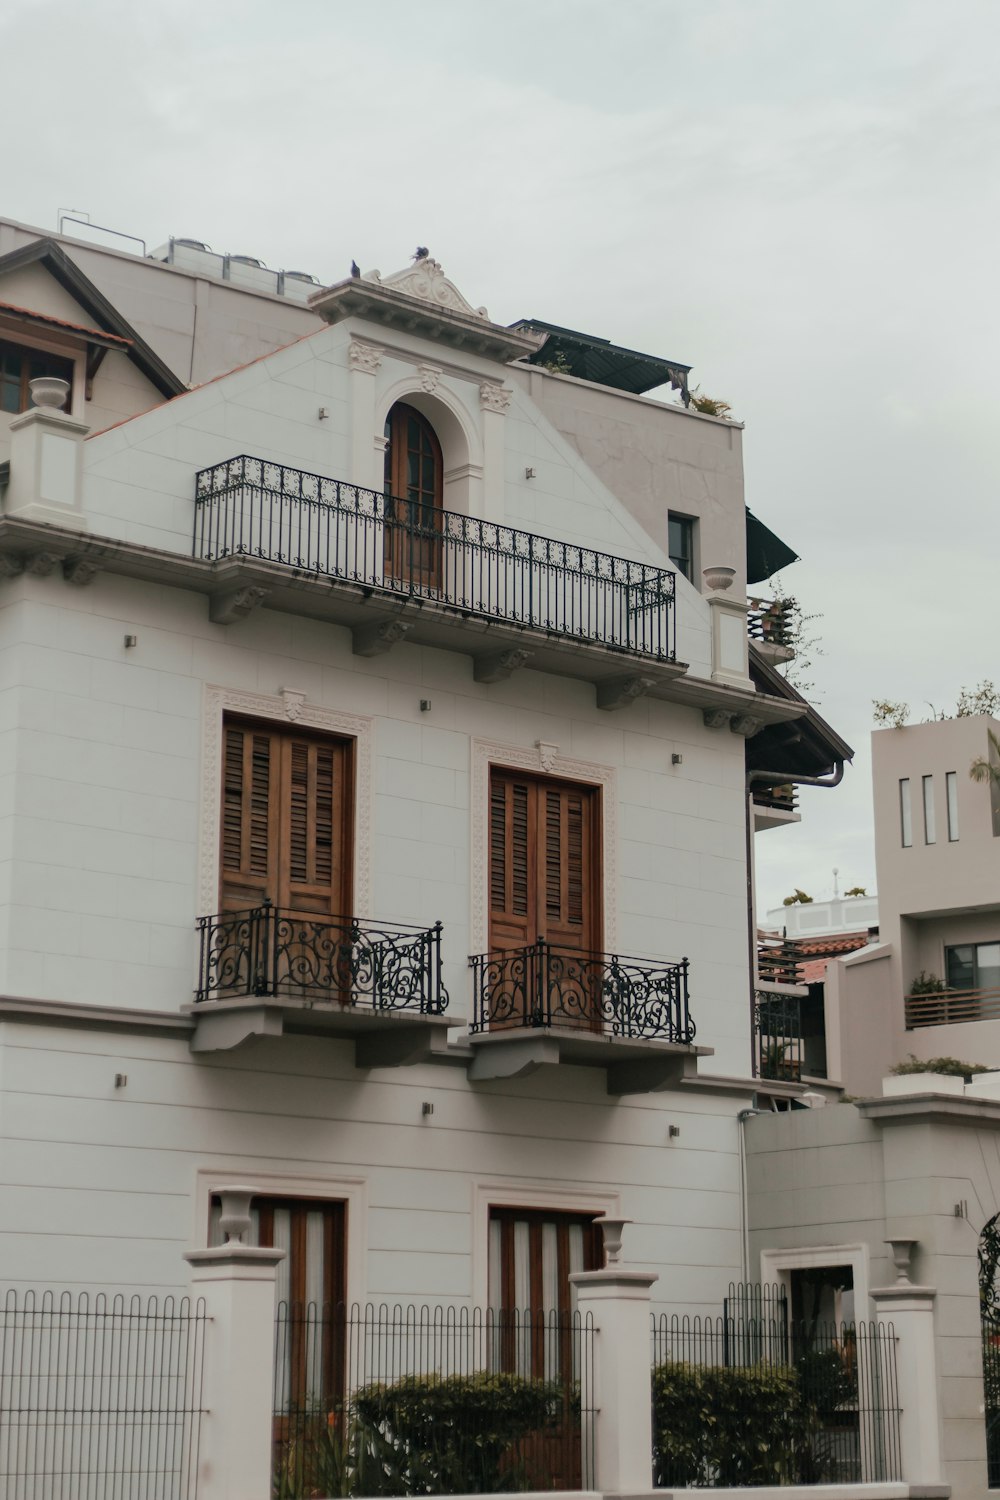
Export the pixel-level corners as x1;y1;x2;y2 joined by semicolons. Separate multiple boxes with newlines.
195;903;448;1014
753;990;803;1081
905;983;1000;1029
469;939;693;1042
193;457;676;661
748;597;797;649
757;936;802;986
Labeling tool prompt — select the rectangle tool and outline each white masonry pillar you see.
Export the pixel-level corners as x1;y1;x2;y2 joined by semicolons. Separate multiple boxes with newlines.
570;1217;657;1495
871;1242;943;1487
5;379;90;530
184;1186;284;1500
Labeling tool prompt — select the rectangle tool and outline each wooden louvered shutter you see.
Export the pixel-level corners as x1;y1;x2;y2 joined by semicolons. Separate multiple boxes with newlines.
220;719;353;920
220;723;280;912
488;769;599;955
280;735;352;917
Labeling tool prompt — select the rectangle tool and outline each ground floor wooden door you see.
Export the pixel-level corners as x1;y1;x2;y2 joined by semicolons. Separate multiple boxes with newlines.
488;768;602;1028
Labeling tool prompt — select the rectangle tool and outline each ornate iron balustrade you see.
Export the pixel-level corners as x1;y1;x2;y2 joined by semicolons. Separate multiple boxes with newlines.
753;989;803;1081
905;983;1000;1029
748;596;797;648
469;939;693;1042
195;903;448;1013
193;456;676;661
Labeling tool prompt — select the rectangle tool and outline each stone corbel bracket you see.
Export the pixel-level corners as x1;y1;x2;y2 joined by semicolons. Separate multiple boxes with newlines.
352;616;413;658
209;585;271;625
474;647;533;684
597;675;656;712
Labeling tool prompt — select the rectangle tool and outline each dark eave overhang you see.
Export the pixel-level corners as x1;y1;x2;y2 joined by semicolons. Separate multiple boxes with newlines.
310;278;543;364
747;644;854;779
0;239;185;400
510;319;691;398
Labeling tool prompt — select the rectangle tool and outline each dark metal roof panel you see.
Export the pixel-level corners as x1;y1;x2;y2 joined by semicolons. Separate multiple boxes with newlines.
510;318;691;396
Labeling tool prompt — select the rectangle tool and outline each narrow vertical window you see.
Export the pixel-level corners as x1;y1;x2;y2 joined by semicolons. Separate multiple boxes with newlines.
899;778;912;847
946;771;959;842
922;775;936;845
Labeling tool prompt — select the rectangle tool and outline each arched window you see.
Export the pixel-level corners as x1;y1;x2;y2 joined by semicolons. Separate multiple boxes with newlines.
383;401;444;590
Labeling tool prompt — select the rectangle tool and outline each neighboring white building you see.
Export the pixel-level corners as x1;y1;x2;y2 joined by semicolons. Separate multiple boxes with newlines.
828;715;1000;1095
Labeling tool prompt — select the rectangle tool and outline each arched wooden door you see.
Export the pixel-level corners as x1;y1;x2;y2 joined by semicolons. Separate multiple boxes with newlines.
383;401;444;591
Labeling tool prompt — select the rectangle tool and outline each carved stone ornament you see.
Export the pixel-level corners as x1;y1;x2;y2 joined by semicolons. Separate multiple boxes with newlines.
25;552;61;577
474;648;533;685
596;675;656;712
703;709;732;730
479;382;511;414
209;585;270;625
417;363;442;394
63;557;100;587
380;257;490;320
730;713;764;739
281;688;307;722
0;555;24;581
348;340;383;374
536;740;560;773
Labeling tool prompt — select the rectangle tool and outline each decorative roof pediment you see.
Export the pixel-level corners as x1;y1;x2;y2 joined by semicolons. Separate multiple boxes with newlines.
377;256;489;321
309;251;543;365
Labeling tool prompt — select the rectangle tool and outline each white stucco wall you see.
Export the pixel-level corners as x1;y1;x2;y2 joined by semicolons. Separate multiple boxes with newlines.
0;1015;748;1318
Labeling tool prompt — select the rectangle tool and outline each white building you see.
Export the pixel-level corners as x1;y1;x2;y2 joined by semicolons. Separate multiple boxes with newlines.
3;219;915;1493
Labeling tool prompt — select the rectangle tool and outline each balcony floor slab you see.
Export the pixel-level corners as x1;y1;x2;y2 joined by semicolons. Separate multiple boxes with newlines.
466;1027;711;1093
184;996;453;1066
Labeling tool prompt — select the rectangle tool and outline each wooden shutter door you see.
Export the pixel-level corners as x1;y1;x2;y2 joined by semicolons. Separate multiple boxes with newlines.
279;735;352;918
489;770;599;953
220;720;353;920
220;722;281;912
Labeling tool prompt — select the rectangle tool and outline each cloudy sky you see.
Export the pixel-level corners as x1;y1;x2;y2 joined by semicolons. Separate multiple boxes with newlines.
4;0;998;916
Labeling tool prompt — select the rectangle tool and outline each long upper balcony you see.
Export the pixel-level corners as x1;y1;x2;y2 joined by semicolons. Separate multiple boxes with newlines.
194;456;677;663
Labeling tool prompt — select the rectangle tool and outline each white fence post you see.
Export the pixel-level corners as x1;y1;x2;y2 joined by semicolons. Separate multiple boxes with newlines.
871;1262;943;1486
184;1186;284;1500
570;1218;657;1495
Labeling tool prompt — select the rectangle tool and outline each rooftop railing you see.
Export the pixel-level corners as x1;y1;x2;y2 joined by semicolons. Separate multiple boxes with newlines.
748;596;797;649
195;903;448;1014
469;939;693;1042
194;457;676;661
757;936;802;986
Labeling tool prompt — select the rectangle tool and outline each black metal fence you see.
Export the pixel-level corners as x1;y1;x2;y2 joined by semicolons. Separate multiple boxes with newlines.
748;597;797;649
753;988;804;1081
651;1302;901;1487
272;1302;594;1498
195;903;448;1013
194;457;677;662
0;1290;206;1500
469;940;693;1042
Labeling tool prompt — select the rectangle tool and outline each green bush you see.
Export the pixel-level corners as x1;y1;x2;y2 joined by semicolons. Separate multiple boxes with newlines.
652;1361;804;1487
351;1371;567;1495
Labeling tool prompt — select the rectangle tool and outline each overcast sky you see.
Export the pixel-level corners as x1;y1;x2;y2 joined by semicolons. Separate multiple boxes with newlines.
4;0;999;917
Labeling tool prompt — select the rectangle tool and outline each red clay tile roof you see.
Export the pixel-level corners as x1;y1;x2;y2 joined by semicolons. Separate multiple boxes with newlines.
0;301;131;345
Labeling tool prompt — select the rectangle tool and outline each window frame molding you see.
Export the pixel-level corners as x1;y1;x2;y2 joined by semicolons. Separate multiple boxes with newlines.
471;1177;620;1313
0;326;84;418
758;1241;871;1323
194;1166;367;1309
470;737;618;957
199;685;374;922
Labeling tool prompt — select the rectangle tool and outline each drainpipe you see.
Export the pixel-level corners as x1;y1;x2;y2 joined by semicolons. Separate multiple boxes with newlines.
744;761;846;1076
737;1106;760;1281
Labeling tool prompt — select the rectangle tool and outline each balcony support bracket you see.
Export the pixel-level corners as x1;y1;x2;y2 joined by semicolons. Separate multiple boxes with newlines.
467;1035;561;1081
474;647;534;684
190;1005;284;1053
352;615;413;657
355;1023;451;1069
606;1050;700;1096
210;585;271;625
596;675;657;712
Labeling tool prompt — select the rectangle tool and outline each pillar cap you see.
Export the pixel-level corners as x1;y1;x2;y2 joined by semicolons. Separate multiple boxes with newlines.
185;1246;285;1269
569;1268;659;1291
871;1281;937;1302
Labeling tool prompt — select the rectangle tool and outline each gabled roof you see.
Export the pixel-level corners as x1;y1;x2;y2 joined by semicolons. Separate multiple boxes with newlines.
0;238;185;399
748;645;854;778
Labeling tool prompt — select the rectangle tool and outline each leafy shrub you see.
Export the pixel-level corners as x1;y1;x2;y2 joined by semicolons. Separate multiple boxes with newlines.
907;971;948;996
652;1361;804;1487
351;1371;567;1495
891;1052;988;1078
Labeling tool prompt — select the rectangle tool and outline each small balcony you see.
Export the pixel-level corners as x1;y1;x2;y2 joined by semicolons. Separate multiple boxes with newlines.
467;939;701;1092
753;989;803;1082
193;457;676;663
189;903;451;1064
748;596;797;665
756;935;802;986
905;984;1000;1029
751;782;800;833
